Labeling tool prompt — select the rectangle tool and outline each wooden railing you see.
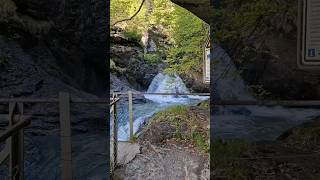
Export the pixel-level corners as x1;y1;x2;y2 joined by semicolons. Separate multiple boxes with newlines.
0;92;112;180
3;90;320;179
0;102;28;180
110;94;120;174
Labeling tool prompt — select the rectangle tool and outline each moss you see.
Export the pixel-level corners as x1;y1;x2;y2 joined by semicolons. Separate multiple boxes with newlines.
150;105;209;153
110;59;126;74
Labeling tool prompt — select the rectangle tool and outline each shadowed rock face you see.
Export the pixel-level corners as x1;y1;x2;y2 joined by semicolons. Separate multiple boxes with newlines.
2;0;108;95
170;0;212;23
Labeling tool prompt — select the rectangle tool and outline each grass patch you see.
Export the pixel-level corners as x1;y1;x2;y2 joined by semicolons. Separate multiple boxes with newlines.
151;105;189;123
192;131;209;152
143;51;163;65
281;125;320;151
150;105;209;153
122;30;142;44
211;139;254;179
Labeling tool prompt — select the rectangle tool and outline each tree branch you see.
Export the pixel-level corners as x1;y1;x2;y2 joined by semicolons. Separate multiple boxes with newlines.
112;0;146;27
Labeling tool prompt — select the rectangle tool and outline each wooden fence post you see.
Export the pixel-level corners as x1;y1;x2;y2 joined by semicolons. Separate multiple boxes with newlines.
8;102;24;180
112;98;118;169
59;92;72;180
128;91;133;140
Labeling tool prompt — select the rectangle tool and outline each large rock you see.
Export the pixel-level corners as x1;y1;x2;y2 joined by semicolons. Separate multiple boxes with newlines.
170;0;212;23
110;42;161;90
1;0;108;95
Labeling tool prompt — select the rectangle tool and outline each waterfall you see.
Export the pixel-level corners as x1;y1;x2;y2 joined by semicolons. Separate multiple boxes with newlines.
144;73;208;103
146;73;190;94
211;44;319;140
144;73;189;103
212;44;255;100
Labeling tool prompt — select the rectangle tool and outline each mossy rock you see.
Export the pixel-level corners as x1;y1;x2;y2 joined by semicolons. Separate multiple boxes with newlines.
278;117;320;152
139;105;209;152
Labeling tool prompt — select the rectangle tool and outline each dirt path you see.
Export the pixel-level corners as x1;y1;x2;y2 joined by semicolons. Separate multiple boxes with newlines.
113;142;209;180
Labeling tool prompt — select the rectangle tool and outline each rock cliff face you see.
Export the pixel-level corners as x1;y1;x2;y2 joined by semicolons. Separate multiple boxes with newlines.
0;1;109;179
110;28;166;91
219;3;320;100
1;0;108;95
170;0;212;23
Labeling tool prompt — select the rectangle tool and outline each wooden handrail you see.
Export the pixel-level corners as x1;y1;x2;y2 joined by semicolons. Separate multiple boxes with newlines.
212;100;320;106
110;92;210;96
0;98;112;104
0;98;58;103
1;98;320;107
109;98;120;106
0;119;30;142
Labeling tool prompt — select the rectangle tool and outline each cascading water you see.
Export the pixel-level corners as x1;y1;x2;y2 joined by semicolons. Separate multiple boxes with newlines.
144;73;208;103
211;43;319;140
114;73;209;141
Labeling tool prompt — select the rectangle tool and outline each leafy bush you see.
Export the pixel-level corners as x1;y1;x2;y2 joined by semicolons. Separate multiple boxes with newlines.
123;30;142;43
143;51;163;65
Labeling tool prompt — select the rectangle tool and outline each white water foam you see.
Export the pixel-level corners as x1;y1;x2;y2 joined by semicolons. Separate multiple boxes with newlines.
144;73;209;104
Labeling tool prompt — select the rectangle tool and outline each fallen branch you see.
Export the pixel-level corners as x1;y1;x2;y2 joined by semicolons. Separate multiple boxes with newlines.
112;0;146;27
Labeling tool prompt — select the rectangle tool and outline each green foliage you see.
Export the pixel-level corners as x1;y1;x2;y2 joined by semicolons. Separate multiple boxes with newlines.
165;6;208;75
111;0;207;77
192;131;209;152
143;51;164;65
211;139;254;179
110;59;126;74
122;30;142;43
211;0;296;58
152;105;189;123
